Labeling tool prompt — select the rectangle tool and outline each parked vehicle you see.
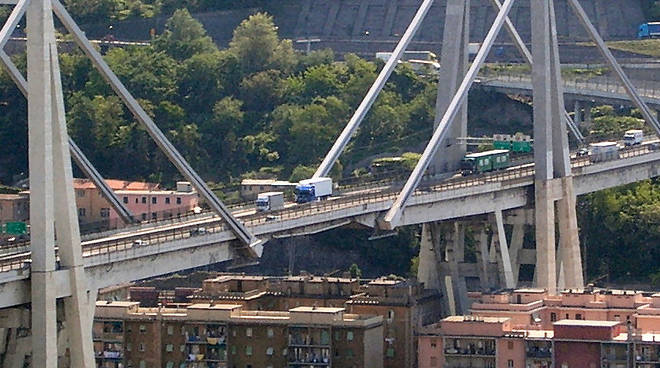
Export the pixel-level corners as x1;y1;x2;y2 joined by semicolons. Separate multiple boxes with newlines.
589;142;620;162
623;129;643;146
638;22;660;39
460;149;510;175
132;239;148;247
190;227;207;236
576;147;589;157
256;192;285;212
294;177;333;203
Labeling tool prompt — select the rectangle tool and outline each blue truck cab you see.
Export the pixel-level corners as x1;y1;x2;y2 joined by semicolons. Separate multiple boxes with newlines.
294;184;316;203
638;22;660;39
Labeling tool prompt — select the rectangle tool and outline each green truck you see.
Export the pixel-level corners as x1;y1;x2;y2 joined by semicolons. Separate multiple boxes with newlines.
2;222;27;235
460;149;511;175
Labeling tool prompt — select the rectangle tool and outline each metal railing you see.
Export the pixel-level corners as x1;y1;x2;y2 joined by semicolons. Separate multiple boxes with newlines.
0;144;655;273
478;70;660;100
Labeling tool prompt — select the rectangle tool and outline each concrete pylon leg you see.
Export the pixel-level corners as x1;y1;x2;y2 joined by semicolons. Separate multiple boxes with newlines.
418;223;441;291
432;0;469;174
509;223;525;283
446;223;469;314
27;0;59;365
557;176;584;289
494;210;515;289
573;101;582;126
476;227;490;289
584;102;593;125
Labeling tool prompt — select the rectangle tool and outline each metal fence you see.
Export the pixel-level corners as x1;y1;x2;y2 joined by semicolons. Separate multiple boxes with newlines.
0;144;655;273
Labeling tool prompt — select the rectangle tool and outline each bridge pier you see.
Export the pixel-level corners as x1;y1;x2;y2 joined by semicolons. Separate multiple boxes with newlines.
431;0;469;174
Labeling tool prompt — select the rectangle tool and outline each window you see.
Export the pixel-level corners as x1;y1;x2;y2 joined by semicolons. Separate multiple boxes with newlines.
282;348;288;356
141;213;147;221
508;341;514;349
152;197;157;204
245;346;253;356
565;314;569;319
100;208;110;218
614;315;621;321
346;349;354;358
139;325;146;333
231;346;236;355
347;331;354;341
138;343;145;352
508;359;514;368
550;312;557;322
135;198;139;204
78;208;86;217
126;343;132;351
334;349;340;357
267;328;274;338
335;331;341;341
139;361;146;368
165;197;170;204
266;347;274;355
167;326;173;335
166;344;173;352
176;197;181;205
246;327;252;337
77;190;85;197
166;362;174;368
387;310;395;322
386;348;395;358
576;313;582;320
151;212;157;220
430;340;437;348
179;345;185;352
430;357;438;367
141;197;147;204
123;196;129;204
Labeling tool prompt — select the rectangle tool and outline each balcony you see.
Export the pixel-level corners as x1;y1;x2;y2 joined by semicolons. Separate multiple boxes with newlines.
94;351;123;360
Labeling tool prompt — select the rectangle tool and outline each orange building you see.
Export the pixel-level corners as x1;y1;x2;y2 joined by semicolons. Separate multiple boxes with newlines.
418;288;660;368
0;193;29;224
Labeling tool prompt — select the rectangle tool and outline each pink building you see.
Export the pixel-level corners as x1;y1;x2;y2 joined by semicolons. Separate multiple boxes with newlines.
419;288;660;368
73;179;199;225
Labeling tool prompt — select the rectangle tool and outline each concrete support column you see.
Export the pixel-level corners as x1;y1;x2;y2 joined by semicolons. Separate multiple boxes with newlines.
584;101;593;125
431;0;470;174
573;100;582;125
557;176;584;289
418;223;441;291
445;223;469;314
493;210;515;289
476;227;491;290
509;223;525;283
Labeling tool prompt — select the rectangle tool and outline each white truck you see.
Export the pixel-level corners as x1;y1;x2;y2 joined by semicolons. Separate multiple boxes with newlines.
589;142;620;162
255;192;285;212
623;129;644;146
295;177;333;203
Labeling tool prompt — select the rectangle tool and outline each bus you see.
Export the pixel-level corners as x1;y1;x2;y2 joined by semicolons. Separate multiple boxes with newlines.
460;149;510;175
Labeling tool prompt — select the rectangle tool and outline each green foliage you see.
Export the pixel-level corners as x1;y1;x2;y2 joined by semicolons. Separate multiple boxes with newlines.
579;180;660;282
348;263;362;278
288;165;316;183
153;9;217;61
588;105;646;141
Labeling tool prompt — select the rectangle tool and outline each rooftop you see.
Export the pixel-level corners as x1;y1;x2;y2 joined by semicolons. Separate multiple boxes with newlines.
444;316;510;324
290;306;345;314
74;178;160;191
553;319;621;327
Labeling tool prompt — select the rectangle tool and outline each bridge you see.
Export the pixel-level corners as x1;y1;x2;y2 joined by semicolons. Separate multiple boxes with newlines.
475;72;660;116
2;0;660;366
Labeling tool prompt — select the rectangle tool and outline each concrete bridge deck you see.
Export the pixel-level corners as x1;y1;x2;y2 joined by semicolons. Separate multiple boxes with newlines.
0;143;658;309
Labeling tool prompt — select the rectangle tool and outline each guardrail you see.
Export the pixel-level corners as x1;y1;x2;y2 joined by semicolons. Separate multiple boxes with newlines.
0;144;654;273
477;71;660;100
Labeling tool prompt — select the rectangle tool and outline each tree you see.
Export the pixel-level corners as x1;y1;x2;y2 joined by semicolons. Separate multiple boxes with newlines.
239;70;283;113
289;165;315;182
153;8;217;61
349;263;362;278
229;12;296;75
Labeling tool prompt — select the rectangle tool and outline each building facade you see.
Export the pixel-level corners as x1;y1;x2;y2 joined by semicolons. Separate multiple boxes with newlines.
418;288;660;368
126;273;442;368
0;193;29;224
94;301;384;368
73;179;199;226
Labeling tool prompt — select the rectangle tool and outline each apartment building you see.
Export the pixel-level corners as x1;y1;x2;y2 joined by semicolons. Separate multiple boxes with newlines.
418;288;660;368
93;301;384;368
0;193;29;224
126;273;441;368
73;179;199;225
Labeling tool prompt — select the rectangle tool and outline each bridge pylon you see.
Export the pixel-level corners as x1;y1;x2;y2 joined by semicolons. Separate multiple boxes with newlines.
24;0;95;365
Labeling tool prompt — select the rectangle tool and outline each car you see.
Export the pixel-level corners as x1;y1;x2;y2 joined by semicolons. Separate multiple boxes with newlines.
266;215;281;222
649;142;660;151
576;148;589;157
132;239;148;247
190;227;207;236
